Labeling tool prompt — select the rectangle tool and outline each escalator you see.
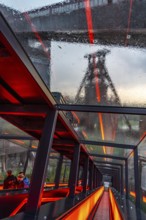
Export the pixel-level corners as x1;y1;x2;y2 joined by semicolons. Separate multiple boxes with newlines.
57;187;123;220
93;191;110;220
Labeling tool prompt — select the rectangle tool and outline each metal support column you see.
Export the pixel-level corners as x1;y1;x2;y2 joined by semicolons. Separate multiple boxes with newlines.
63;164;67;183
24;109;58;219
95;168;97;188
134;147;141;209
54;154;63;189
125;160;129;199
96;168;100;188
93;165;96;189
77;165;81;186
121;166;124;195
69;144;80;197
89;162;93;190
120;166;124;195
83;156;89;193
23;140;32;174
118;173;120;192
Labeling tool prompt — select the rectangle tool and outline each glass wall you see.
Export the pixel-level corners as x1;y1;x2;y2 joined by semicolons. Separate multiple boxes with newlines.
0;117;34;189
128;154;135;204
138;136;146;213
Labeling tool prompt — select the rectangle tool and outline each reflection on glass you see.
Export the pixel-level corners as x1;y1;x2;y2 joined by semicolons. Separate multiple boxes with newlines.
51;43;146;108
31;140;39;149
46;158;58;184
86;144;132;157
0;139;30;187
0;0;146;107
71;112;145;146
94;157;124;165
0;118;31;137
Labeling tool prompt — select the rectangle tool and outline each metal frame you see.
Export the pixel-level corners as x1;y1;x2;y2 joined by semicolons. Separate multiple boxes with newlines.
80;139;135;149
82;156;89;193
0;13;56;107
93;165;96;189
90;153;126;160
125;159;129;199
24;109;58;218
54;154;63;189
0;135;36;140
134;148;141;209
89;162;94;190
95;160;124;194
99;167;120;191
0;10;145;217
23;140;32;174
98;166;120;173
56;104;146;115
68;144;80;197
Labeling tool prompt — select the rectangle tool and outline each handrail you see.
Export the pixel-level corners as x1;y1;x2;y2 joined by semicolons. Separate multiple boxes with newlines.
57;186;104;220
109;189;124;220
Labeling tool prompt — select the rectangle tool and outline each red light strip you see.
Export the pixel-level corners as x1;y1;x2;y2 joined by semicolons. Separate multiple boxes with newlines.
23;12;50;59
84;0;94;44
9;198;28;216
82;130;88;139
93;56;106;154
9;196;63;217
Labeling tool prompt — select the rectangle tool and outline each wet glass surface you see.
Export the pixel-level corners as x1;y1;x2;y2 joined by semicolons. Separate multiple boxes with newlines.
0;0;146;108
71;111;145;146
93;157;124;165
86;144;132;157
0;118;32;137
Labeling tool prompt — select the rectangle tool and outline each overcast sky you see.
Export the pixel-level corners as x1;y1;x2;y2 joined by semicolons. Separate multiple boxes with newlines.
0;0;60;11
51;41;146;106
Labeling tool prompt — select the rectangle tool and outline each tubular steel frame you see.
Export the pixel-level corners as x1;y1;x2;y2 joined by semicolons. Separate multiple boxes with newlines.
0;12;144;219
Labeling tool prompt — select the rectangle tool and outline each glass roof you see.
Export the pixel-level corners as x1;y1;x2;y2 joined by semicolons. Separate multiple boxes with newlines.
1;0;146;164
138;136;146;159
71;112;144;146
93;157;124;165
86;144;132;157
0;139;28;155
0;118;32;137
